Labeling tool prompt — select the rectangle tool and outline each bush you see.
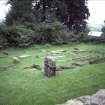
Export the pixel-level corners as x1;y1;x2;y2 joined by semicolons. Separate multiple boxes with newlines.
2;25;34;47
101;21;105;38
0;21;74;47
76;32;89;41
0;34;8;48
33;21;70;44
0;21;89;48
101;25;105;37
0;24;9;48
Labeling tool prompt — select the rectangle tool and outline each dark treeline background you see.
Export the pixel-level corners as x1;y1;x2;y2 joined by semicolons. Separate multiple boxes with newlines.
1;0;98;47
6;0;90;32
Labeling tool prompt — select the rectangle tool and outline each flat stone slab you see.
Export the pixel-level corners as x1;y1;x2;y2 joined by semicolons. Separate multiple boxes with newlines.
47;50;66;60
51;50;66;54
18;54;31;58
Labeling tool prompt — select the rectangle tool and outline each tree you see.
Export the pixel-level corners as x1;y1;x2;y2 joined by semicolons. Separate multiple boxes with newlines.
33;0;67;22
101;21;105;37
33;0;90;32
6;0;35;25
65;0;90;32
6;0;90;32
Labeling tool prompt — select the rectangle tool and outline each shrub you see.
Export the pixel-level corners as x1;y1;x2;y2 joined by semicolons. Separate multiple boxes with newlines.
101;25;105;37
33;21;70;44
0;21;89;48
2;25;34;47
101;21;105;38
70;32;88;42
0;24;9;48
0;34;8;48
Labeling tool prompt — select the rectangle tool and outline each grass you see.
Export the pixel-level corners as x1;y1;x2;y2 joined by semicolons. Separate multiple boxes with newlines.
0;43;105;105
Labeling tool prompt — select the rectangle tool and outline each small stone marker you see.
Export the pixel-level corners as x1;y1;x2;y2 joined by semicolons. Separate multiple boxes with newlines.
44;56;56;77
13;57;20;64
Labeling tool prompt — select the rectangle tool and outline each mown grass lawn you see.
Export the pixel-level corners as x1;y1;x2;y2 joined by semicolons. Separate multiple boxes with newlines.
0;43;105;105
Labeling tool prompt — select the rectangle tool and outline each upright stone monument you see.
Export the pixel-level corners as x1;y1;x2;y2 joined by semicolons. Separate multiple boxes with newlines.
44;56;56;77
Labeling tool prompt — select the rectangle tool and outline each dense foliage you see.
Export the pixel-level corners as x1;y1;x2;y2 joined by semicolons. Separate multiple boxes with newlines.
0;25;35;47
101;21;105;37
0;0;90;47
0;24;9;47
32;0;90;32
6;0;35;25
6;0;89;32
33;21;71;44
0;21;76;47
